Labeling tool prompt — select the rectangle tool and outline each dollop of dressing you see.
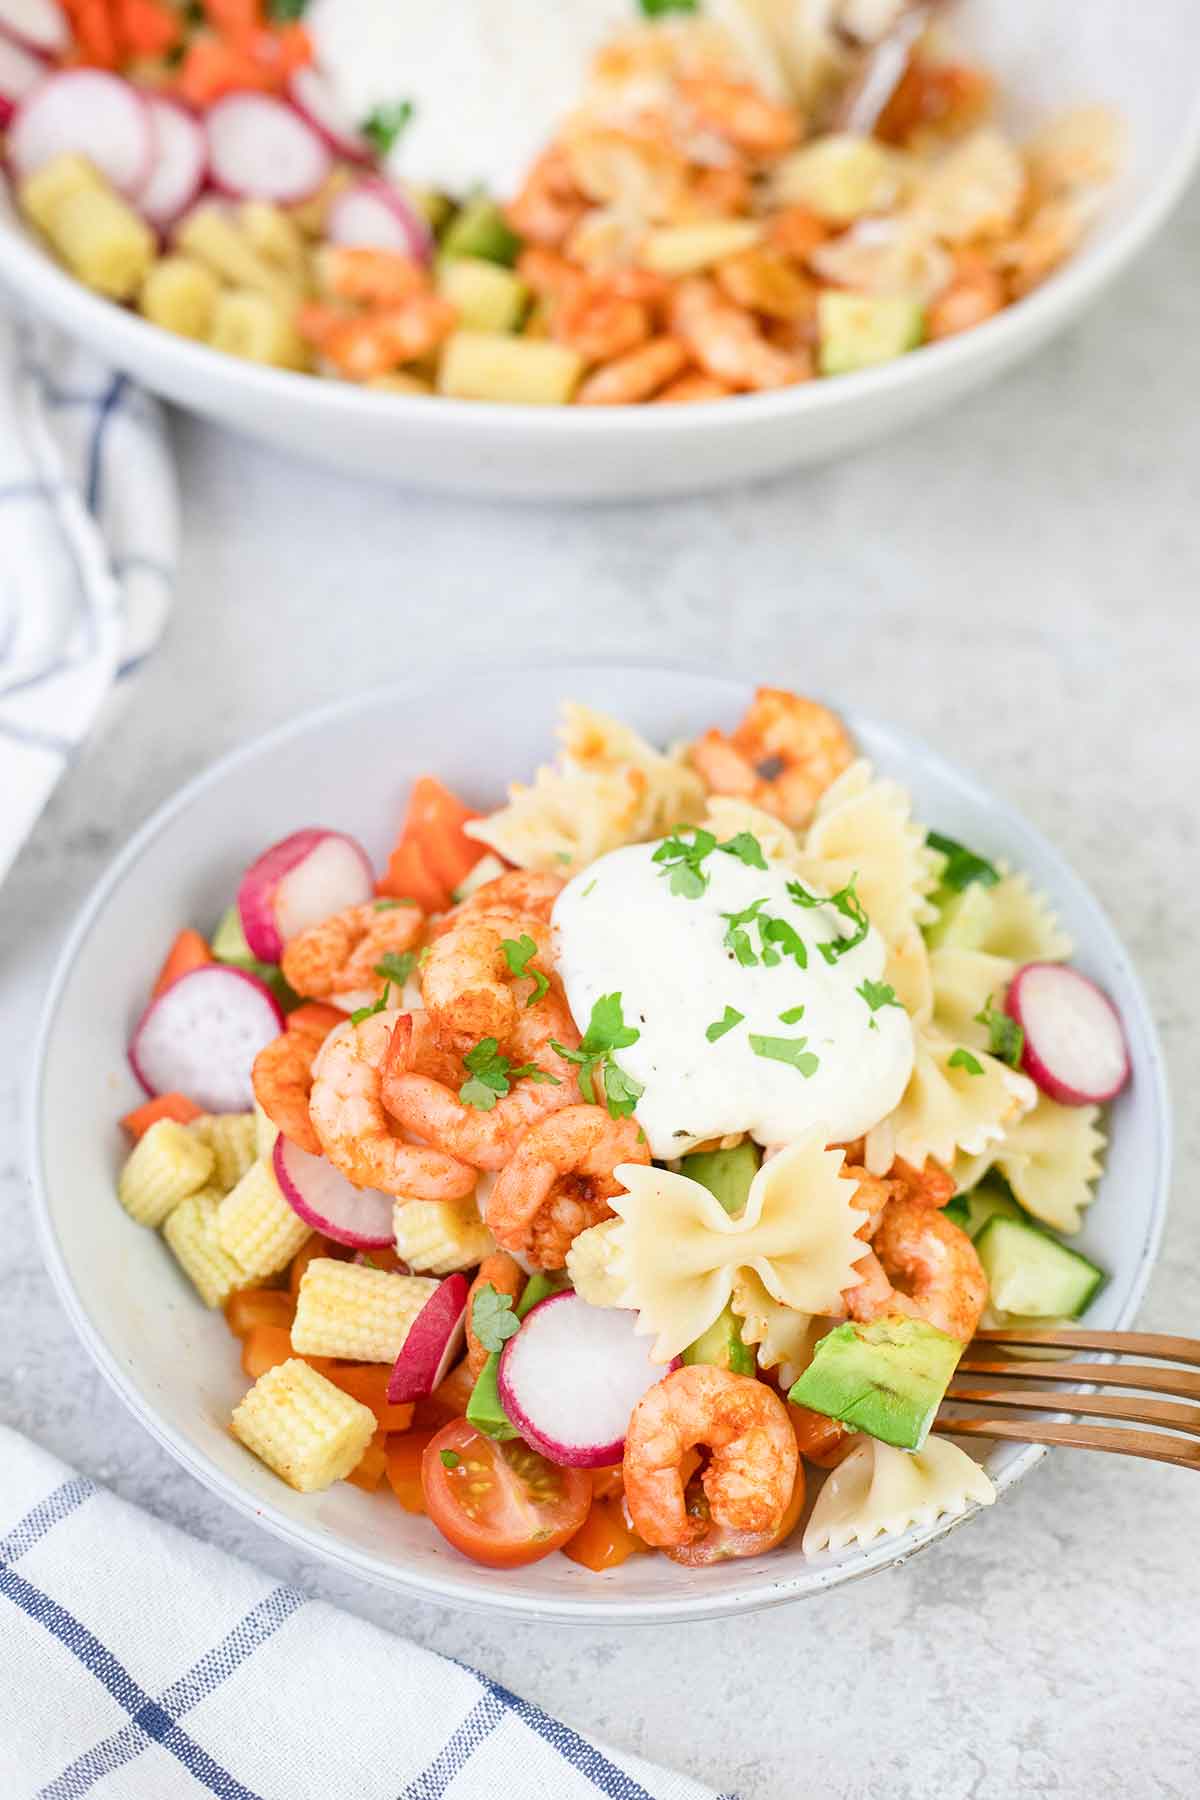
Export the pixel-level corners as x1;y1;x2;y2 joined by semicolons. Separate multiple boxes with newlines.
553;840;914;1159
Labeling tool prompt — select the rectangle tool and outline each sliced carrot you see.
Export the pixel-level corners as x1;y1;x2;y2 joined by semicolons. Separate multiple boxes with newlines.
562;1498;647;1572
402;777;485;893
113;0;180;57
346;1428;388;1493
325;1364;415;1433
274;20;311;75
63;0;120;67
376;838;449;914
175;33;269;106
286;1001;346;1038
224;1288;296;1339
151;928;213;999
385;1427;439;1513
240;1324;296;1381
202;0;261;35
120;1091;202;1140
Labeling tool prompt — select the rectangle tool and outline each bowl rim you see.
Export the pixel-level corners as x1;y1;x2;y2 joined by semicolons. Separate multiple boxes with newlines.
2;73;1200;440
27;663;1173;1624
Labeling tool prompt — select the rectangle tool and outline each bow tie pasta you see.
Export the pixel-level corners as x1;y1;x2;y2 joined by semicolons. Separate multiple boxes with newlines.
794;760;944;950
954;1095;1106;1234
802;1435;996;1555
930;865;1073;963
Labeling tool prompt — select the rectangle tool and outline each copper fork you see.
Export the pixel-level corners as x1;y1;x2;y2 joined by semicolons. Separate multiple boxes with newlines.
933;1328;1200;1471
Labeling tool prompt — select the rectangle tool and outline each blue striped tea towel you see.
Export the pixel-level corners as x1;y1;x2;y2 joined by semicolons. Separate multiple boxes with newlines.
0;316;178;887
0;1428;733;1800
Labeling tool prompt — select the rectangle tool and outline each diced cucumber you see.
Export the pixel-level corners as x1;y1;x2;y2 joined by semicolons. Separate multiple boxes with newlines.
947;1178;1026;1241
436;257;528;333
210;905;298;1009
975;1216;1105;1319
465;1269;567;1440
924;882;996;951
680;1140;761;1216
818;292;924;377
682;1303;755;1376
440;195;521;266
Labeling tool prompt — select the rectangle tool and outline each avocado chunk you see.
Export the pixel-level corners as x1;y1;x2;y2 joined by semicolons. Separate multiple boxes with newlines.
788;1317;963;1450
680;1140;761;1216
944;1177;1026;1241
440;195;521;266
818;291;924;377
465;1270;567;1441
683;1303;756;1376
436;257;528;333
209;905;297;1008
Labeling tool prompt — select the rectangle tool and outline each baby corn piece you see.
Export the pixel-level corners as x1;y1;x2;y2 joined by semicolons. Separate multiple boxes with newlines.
253;1100;279;1162
208;289;310;371
189;1112;257;1193
175;205;299;308
291;1260;438;1363
232;1358;375;1493
19;153;103;235
392;1198;495;1276
163;1188;252;1308
20;154;155;302
118;1117;215;1228
217;1156;311;1280
139;255;221;341
638;219;762;276
238;201;311;284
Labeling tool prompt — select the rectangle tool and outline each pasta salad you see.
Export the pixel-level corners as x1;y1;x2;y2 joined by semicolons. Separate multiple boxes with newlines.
115;687;1128;1572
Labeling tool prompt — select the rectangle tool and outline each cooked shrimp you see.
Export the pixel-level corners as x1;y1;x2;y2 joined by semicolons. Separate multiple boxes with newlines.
685;163;752;218
251;1003;343;1156
380;1005;582;1170
767;205;828;262
309;1010;477;1199
668;278;808;392
576;337;691;405
317;295;457;382
690;685;855;827
505;145;588;248
442;870;565;930
553;274;651;364
927;248;1005;339
465;1251;525;1377
485;1105;649;1268
846;1197;987;1342
280;901;424;1002
623;1365;798;1550
715;248;817;323
317;246;426;307
654;371;736;403
678;75;801;159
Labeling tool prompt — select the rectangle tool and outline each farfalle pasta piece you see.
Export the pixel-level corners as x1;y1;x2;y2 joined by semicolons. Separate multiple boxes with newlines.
801;1435;995;1555
700;796;803;868
795;761;942;949
604;1135;869;1362
930;946;1017;1050
954;1095;1105;1234
566;1216;627;1307
729;1269;825;1388
907;128;1026;243
465;702;705;876
931;868;1072;962
869;1031;1037;1173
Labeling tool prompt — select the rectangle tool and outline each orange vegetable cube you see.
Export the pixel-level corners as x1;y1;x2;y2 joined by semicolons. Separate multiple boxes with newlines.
345;1428;388;1493
224;1288;296;1339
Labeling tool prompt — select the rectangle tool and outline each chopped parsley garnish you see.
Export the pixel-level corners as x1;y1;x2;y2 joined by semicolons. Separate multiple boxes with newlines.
459;1037;561;1111
501;934;549;1006
948;1047;985;1076
927;831;1000;893
857;978;902;1028
268;0;308;20
749;1033;820;1077
786;876;869;965
719;831;768;871
550;992;644;1119
721;897;767;965
417;944;432;968
373;898;415;911
706;1005;744;1043
974;994;1025;1068
581;879;597;898
350;982;391;1025
720;899;808;971
639;0;698;13
778;1004;806;1024
439;1450;461;1470
653;826;768;898
361;99;414;158
374;951;416;986
471;1283;520;1353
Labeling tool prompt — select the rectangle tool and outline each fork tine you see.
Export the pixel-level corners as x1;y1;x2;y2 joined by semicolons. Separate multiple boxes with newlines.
948;1387;1200;1434
934;1418;1200;1471
955;1359;1200;1401
973;1328;1200;1366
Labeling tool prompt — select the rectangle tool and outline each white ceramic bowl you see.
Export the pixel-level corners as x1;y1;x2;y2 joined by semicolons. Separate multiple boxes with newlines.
2;5;1199;499
29;666;1170;1623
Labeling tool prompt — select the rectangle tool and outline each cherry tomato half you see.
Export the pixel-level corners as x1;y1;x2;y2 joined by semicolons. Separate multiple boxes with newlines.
421;1420;592;1569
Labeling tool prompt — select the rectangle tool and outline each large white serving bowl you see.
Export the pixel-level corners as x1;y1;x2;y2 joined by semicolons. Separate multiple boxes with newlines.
2;4;1199;498
29;666;1170;1623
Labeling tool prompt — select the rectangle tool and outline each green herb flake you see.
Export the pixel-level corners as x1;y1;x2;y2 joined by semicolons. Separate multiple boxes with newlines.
787;875;869;965
949;1047;985;1076
268;0;308;20
439;1449;461;1470
974;994;1025;1069
501;934;549;1006
706;1005;744;1043
639;0;698;14
374;950;416;986
459;1036;561;1110
373;898;409;911
778;1005;806;1025
361;99;414;159
748;1033;820;1077
350;982;391;1025
653;827;717;898
471;1283;520;1354
857;978;902;1031
927;831;1000;893
717;831;767;871
581;879;597;898
550;992;642;1120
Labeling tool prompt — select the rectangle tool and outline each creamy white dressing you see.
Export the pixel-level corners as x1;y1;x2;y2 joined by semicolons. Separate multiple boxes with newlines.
553;840;914;1159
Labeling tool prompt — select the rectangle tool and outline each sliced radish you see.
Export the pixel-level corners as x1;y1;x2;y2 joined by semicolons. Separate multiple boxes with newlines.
387;1272;469;1403
0;0;67;55
129;965;283;1113
326;177;432;263
286;66;372;164
273;1135;394;1248
205;92;331;203
137;95;206;227
0;33;43;128
1006;962;1131;1106
8;71;154;196
498;1293;673;1468
236;828;374;963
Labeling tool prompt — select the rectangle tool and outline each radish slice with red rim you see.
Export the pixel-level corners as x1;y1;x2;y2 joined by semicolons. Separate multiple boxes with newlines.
388;1273;469;1402
273;1135;395;1248
326;177;432;262
0;32;44;129
498;1292;673;1467
286;66;372;164
138;95;207;227
9;70;154;195
129;965;284;1112
205;92;332;203
0;0;67;55
237;828;374;963
1006;962;1130;1106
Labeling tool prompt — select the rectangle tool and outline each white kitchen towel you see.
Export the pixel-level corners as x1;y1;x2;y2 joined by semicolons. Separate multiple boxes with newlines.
0;318;178;887
0;1427;734;1800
